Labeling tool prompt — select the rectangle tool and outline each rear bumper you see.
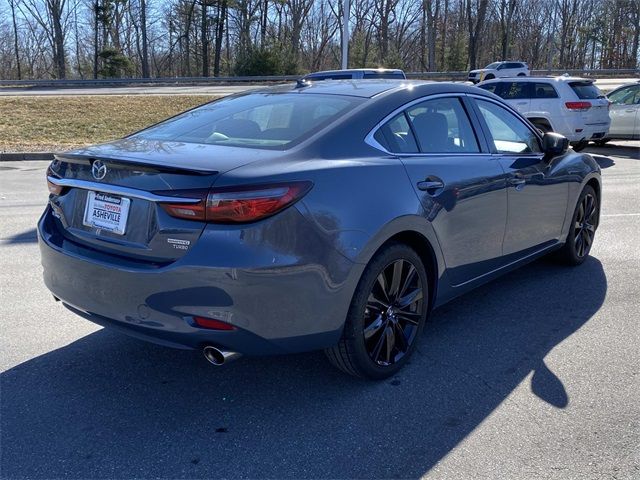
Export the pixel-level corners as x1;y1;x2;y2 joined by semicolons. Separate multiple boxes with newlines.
38;206;357;355
565;122;610;142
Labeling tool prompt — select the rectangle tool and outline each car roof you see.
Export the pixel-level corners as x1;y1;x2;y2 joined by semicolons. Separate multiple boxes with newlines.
304;68;404;76
248;79;487;99
479;76;593;84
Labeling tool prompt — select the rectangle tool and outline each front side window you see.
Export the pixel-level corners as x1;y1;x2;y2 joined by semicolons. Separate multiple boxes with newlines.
500;82;530;99
406;97;480;153
476;100;541;154
608;85;640;105
134;93;362;149
478;82;502;95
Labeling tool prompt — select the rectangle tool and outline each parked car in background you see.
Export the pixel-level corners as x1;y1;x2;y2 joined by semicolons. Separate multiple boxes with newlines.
39;80;601;379
595;81;640;144
477;76;611;150
302;68;406;81
468;61;529;83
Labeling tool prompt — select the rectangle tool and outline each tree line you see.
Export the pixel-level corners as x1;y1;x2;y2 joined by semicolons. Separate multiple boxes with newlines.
0;0;638;80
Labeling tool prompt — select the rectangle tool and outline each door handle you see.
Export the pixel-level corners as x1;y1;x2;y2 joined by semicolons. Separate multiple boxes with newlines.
625;109;636;113
417;180;445;192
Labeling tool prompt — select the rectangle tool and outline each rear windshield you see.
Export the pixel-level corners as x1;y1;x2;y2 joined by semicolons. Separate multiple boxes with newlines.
134;93;362;149
569;81;603;99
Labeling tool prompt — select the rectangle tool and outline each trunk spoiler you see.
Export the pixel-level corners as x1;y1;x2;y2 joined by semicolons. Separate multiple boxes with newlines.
53;153;218;176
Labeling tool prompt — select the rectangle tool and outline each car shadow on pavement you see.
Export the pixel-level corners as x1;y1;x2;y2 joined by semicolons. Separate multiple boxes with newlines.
584;143;640;161
1;257;607;479
1;228;38;245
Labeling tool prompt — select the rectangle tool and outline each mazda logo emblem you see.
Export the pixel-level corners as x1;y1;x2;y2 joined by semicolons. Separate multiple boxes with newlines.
91;160;107;180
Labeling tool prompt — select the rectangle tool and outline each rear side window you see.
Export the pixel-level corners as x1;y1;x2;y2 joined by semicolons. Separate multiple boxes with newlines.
500;82;530;99
406;97;480;153
374;112;419;153
533;83;558;99
476;99;541;154
569;81;603;100
135;93;362;149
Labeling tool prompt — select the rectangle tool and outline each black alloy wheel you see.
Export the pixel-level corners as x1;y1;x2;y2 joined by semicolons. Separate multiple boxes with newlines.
574;192;597;258
325;243;429;379
554;185;599;266
364;259;423;366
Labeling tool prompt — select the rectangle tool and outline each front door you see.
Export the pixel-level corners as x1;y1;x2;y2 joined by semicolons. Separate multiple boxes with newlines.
608;84;640;138
472;97;568;257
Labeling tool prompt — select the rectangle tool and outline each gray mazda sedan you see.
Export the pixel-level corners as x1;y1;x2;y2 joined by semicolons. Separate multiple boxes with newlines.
39;80;601;379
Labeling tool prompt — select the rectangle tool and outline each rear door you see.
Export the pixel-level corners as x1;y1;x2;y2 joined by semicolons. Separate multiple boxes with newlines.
530;81;559;122
470;96;568;257
373;95;508;285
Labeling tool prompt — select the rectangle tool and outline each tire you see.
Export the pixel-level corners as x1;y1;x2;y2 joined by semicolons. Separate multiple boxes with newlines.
484;74;495;80
554;185;599;266
325;243;429;379
572;140;588;152
517;73;526;77
594;139;609;147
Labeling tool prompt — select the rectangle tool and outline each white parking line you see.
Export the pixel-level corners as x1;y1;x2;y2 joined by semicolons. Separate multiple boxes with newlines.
601;213;640;217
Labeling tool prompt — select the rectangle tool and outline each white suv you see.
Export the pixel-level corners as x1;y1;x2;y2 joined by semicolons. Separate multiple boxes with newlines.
477;76;611;149
468;61;529;84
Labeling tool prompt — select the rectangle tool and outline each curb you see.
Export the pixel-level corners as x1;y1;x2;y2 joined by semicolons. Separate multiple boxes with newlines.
0;152;54;161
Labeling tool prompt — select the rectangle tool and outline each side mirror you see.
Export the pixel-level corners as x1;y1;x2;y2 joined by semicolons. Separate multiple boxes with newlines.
542;132;569;156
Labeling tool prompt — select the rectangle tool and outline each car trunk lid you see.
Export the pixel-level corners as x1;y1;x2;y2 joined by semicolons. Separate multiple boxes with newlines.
47;139;278;263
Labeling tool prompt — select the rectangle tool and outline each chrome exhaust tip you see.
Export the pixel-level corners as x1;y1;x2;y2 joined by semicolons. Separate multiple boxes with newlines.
203;346;242;366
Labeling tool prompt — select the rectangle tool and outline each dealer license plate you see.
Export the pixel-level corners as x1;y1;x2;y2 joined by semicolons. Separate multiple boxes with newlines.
83;191;131;235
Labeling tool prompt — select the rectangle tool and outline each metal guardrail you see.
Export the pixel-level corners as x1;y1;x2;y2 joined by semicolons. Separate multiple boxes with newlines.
0;69;637;88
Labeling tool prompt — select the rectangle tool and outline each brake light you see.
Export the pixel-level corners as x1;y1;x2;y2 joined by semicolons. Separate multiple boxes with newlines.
565;101;591;111
193;316;236;330
160;197;207;221
158;181;312;223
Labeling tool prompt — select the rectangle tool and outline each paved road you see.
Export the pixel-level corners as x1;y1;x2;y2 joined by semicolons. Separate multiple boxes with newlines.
0;77;635;96
1;142;639;479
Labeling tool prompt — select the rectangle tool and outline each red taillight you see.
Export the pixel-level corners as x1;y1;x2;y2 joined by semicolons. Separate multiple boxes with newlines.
193;316;236;330
160;198;207;221
206;182;312;223
565;101;591;111
159;181;312;224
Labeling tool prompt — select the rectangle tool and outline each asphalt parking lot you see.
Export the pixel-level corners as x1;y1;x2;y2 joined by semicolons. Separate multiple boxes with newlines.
1;142;639;479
